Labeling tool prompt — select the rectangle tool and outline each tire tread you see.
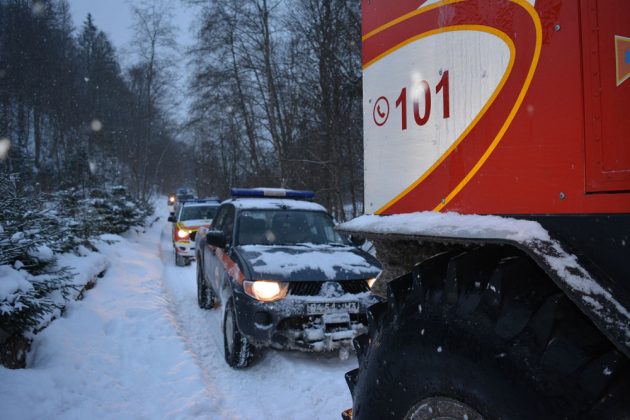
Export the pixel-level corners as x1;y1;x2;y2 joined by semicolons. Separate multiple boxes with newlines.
349;246;629;419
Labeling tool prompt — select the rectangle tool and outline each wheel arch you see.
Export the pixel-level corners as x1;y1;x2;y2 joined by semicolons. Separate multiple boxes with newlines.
351;230;630;359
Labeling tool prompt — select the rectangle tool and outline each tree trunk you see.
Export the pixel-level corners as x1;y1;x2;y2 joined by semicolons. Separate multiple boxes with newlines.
230;38;261;175
33;109;41;169
259;0;288;183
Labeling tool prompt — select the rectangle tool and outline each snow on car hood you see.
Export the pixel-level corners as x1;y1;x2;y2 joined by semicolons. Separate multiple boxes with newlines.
236;244;381;281
179;219;212;228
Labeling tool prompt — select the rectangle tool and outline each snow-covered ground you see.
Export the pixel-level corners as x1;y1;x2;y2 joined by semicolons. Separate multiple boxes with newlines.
0;207;356;419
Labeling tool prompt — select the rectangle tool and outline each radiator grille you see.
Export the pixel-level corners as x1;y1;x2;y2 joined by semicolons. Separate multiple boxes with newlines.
288;282;322;296
340;280;370;294
288;280;369;296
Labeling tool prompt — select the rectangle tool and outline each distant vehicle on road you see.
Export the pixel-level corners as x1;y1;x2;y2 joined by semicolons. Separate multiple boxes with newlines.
167;193;177;215
169;198;219;266
168;187;197;217
195;188;382;368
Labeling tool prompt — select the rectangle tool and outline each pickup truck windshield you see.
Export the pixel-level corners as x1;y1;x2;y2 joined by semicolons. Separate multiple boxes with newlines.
237;210;346;246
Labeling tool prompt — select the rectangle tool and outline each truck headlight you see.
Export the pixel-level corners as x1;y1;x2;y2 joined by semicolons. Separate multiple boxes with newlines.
177;229;190;240
244;280;288;302
366;277;377;288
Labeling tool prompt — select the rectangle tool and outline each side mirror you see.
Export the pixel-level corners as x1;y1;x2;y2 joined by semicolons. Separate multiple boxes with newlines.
168;215;176;223
349;235;366;247
205;230;227;248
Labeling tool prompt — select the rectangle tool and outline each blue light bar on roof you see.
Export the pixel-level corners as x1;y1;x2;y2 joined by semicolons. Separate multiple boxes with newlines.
231;188;315;199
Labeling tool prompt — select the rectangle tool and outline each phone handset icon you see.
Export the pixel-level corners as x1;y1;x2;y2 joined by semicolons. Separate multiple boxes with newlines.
373;96;389;126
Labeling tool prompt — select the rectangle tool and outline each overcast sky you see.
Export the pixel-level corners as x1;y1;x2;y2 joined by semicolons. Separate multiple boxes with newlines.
67;0;200;124
67;0;198;61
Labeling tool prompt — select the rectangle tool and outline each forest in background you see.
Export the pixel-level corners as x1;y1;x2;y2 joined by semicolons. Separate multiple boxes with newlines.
0;0;185;201
186;0;364;220
0;0;364;220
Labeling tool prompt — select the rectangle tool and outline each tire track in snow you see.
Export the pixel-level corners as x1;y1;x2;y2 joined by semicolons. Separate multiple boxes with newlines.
157;224;238;419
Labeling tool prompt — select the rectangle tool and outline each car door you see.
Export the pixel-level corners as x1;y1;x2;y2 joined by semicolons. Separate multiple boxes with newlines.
205;205;235;294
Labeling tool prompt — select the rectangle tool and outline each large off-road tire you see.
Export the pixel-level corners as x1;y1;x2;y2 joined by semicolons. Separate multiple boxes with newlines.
175;252;186;267
196;264;216;309
347;247;629;420
223;298;256;368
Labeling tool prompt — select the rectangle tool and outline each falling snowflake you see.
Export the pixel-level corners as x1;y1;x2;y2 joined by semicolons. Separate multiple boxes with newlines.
32;1;45;16
91;119;103;132
0;138;11;161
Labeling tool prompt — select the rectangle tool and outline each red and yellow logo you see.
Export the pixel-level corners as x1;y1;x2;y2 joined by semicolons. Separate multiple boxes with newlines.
615;35;630;87
363;0;542;214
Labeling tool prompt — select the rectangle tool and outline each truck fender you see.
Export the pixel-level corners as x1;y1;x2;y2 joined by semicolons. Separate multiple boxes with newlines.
338;217;630;358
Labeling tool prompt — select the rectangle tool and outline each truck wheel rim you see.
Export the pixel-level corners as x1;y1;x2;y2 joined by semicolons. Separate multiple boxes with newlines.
404;397;483;420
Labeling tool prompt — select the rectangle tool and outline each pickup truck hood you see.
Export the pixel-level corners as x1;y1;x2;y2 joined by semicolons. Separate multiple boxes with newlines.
236;244;381;281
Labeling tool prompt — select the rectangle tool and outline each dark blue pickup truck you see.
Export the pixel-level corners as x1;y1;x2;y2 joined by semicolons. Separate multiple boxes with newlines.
195;188;381;368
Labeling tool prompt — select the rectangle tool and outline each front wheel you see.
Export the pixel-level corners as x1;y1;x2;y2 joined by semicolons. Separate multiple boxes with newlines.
175;252;185;267
223;299;256;368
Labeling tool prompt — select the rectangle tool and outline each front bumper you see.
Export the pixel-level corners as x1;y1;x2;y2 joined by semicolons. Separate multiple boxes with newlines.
232;290;380;351
174;241;195;257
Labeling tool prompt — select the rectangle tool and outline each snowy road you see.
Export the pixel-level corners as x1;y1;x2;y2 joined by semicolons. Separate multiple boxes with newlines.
0;214;357;419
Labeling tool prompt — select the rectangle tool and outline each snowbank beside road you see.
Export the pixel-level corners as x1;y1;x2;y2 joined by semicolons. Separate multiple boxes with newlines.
0;248;108;346
0;223;216;419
